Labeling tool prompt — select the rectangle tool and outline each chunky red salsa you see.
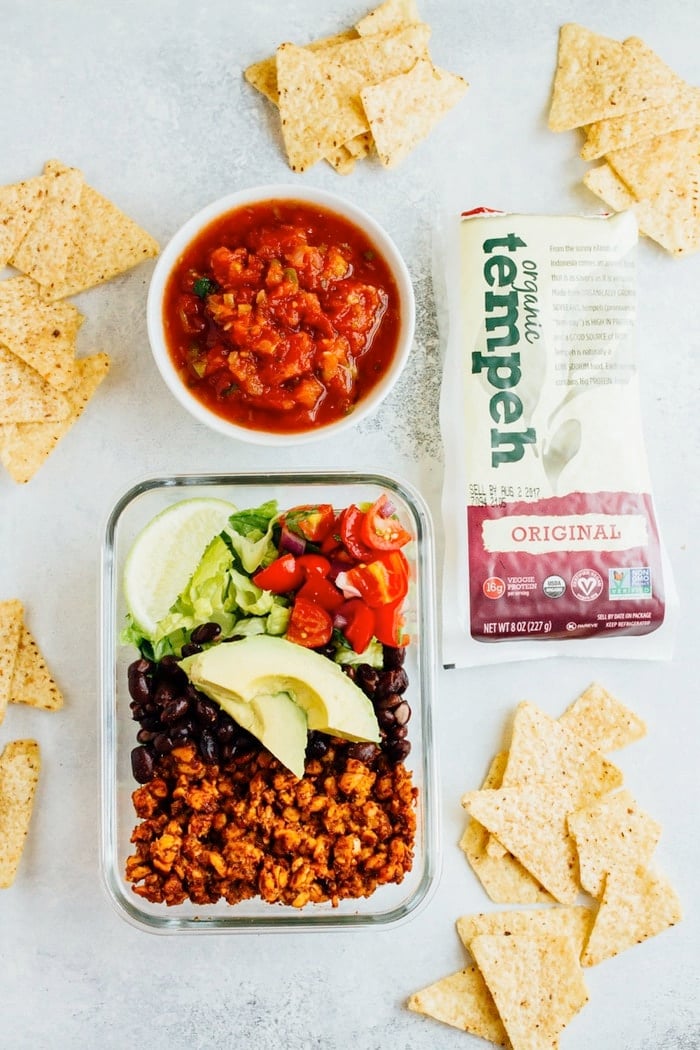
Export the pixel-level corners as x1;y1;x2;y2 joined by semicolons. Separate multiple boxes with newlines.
163;199;402;433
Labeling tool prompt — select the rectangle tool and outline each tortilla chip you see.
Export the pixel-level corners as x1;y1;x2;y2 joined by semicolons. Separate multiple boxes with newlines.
559;682;647;751
567;789;662;900
9;163;84;288
407;965;508;1043
244;29;359;106
462;785;581;904
456;905;593;960
460;751;554;903
471;932;589;1050
0;344;71;424
584;162;700;256
581;865;682;967
276;43;369;172
580;86;700;160
0;739;41;888
40;161;158;300
0;351;110;483
0;599;24;725
319;24;432;100
361;59;468;168
500;701;624;800
606;124;700;201
0;275;82;391
10;625;64;712
548;25;683;133
0;174;50;268
355;0;420;36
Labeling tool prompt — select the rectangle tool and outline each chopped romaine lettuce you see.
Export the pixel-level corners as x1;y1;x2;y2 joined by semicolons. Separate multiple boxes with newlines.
334;636;384;669
223;500;280;573
155;535;238;643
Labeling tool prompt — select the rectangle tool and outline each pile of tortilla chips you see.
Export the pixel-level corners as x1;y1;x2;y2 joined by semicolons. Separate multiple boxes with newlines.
244;0;468;173
548;23;700;256
408;684;682;1047
0;159;159;482
0;599;63;888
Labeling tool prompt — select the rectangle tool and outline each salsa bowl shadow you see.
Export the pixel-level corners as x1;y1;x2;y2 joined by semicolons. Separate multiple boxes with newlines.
146;186;416;446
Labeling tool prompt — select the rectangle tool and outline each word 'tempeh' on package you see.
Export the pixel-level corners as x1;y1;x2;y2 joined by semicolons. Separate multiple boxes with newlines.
439;208;677;667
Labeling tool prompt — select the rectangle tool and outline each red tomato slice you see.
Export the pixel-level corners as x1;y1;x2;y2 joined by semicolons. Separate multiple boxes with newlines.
296;553;331;578
360;495;412;550
372;599;406;647
336;598;375;654
339;505;376;561
296;575;344;612
252;553;304;593
284;504;336;543
345;550;409;608
285;597;333;648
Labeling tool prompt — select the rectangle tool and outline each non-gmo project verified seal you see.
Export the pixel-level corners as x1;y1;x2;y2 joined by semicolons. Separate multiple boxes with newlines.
609;566;652;600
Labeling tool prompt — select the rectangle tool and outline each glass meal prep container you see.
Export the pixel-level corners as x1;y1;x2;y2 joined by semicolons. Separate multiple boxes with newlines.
100;471;439;933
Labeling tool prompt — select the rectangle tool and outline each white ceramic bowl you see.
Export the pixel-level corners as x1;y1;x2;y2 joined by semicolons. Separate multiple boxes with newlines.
146;185;415;446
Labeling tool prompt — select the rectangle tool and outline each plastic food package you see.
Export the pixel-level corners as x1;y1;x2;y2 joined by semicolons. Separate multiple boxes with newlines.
438;207;677;667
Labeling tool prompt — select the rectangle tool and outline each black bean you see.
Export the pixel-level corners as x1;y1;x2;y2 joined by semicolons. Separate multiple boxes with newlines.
154;681;176;708
139;715;162;733
355;665;380;695
195;696;219;726
347;742;379;764
181;642;203;658
392;724;408;740
131;745;155;783
377;707;396;730
153;732;174;755
387;738;411;763
375;692;402;713
128;657;152;677
306;732;329;759
392;700;411;726
157;655;188;689
199;729;219;764
190;621;222;646
170;720;192;743
161;697;190;725
127;670;151;704
383;646;406;670
376;667;408;698
130;701;145;722
216;718;237;744
136;728;155;744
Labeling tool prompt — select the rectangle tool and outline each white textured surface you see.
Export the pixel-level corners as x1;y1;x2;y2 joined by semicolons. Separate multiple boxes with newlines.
0;2;698;1048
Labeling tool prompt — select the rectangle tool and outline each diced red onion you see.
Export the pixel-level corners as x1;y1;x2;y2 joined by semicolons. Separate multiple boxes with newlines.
278;524;306;557
335;571;362;599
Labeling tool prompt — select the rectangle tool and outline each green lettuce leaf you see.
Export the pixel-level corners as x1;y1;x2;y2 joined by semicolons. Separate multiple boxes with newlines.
223;500;279;573
155;535;238;643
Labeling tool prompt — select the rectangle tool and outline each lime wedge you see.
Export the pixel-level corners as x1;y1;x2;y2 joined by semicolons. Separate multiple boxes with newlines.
123;497;236;637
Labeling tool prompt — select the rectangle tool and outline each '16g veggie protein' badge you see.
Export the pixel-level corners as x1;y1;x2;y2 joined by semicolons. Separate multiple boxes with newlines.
439;208;677;667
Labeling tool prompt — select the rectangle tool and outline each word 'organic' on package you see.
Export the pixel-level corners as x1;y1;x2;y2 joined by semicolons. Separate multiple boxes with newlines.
439;208;676;667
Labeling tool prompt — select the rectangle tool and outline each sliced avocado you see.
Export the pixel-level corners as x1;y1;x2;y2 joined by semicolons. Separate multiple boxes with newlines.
181;634;380;744
189;681;309;778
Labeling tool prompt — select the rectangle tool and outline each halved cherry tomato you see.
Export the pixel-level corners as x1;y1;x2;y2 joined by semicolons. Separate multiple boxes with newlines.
252;553;304;593
344;550;409;608
372;599;406;647
297;575;344;612
361;495;412;550
285;597;333;648
296;553;331;578
283;504;336;543
339;504;376;560
336;598;375;654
